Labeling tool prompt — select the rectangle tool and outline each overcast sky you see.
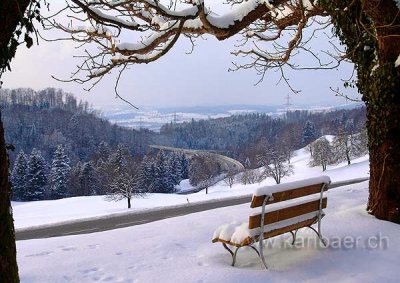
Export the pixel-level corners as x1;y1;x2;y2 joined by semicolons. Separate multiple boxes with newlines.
2;4;361;110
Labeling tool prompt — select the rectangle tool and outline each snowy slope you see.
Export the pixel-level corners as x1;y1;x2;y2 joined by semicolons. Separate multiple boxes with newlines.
12;143;369;229
16;181;399;283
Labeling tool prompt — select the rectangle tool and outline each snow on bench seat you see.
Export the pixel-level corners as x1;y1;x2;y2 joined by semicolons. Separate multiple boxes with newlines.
212;212;321;247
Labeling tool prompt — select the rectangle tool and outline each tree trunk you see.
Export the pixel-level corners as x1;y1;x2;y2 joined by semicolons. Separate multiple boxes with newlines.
323;0;400;224
127;197;131;209
346;149;351;165
1;2;33;280
0;112;19;282
363;0;400;223
366;63;400;223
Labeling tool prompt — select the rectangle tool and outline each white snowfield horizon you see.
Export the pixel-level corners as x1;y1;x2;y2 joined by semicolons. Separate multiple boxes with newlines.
13;142;370;230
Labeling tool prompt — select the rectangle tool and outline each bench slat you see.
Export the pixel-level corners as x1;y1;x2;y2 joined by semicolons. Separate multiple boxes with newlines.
261;216;318;240
250;183;327;208
248;198;327;229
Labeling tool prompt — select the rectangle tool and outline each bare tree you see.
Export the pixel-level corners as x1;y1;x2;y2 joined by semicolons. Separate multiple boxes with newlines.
224;168;236;188
332;127;356;165
353;124;369;156
310;137;333;171
240;157;259;185
257;144;293;184
278;129;296;164
105;171;145;208
189;153;222;194
46;0;400;222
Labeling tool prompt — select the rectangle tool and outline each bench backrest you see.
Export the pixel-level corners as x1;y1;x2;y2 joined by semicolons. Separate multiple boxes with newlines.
248;177;330;230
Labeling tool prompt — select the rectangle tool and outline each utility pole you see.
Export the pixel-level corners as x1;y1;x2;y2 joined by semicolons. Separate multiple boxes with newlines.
284;94;293;113
139;117;143;129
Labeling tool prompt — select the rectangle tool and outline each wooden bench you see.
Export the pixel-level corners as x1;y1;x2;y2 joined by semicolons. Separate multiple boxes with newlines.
212;176;331;269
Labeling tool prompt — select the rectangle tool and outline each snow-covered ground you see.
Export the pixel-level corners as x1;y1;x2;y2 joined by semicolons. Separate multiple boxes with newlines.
17;180;400;283
15;142;400;283
12;145;370;229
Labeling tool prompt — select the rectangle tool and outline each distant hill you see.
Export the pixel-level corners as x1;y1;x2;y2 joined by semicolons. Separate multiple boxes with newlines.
0;88;161;164
1;88;366;167
102;103;364;131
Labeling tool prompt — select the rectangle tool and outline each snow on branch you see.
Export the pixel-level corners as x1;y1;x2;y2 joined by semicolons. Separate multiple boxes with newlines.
46;0;339;90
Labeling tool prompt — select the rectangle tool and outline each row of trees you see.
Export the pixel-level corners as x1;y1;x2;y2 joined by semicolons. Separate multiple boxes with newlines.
310;129;368;171
9;141;192;206
8;106;369;200
228;120;368;185
161;107;367;165
1;88;157;165
136;150;189;194
11;146;70;201
2;88;368;170
0;88;91;113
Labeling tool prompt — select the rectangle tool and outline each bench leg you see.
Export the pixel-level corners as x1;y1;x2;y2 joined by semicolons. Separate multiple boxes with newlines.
308;225;327;246
222;243;261;267
259;239;268;269
222;243;238;266
249;245;260;257
290;230;298;245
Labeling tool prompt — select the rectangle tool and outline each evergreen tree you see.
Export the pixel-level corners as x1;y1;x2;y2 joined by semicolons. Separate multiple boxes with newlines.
168;152;182;185
109;144;129;174
179;153;189;179
49;145;71;199
153;150;174;193
95;141;110;163
303;120;317;145
79;161;98;196
26;149;48;201
303;120;318;156
136;156;153;192
244;157;251;169
68;161;83;197
10;150;28;201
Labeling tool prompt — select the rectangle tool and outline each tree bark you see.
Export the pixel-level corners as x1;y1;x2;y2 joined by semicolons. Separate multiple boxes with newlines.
0;1;33;281
365;63;400;223
127;197;131;209
0;112;19;282
363;0;400;223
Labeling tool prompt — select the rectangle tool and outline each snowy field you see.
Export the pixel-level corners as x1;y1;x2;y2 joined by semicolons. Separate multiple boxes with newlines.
12;144;370;229
15;142;400;283
17;180;400;283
